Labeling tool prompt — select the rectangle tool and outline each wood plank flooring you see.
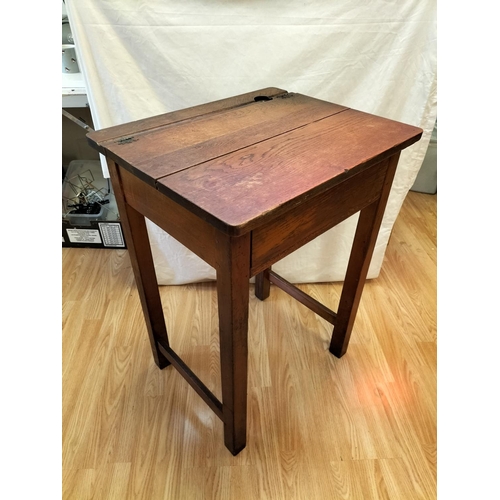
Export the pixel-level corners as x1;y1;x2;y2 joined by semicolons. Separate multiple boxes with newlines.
62;191;437;499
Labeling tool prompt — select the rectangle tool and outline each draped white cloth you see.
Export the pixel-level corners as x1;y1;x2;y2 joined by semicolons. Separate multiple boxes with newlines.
66;0;437;284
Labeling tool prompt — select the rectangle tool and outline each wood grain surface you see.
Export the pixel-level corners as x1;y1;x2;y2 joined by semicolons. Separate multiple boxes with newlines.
156;107;421;234
88;89;422;235
101;93;347;183
63;191;437;499
250;158;387;274
87;87;288;150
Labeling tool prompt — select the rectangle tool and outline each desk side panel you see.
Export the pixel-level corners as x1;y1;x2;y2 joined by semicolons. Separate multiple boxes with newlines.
118;167;219;269
250;160;389;276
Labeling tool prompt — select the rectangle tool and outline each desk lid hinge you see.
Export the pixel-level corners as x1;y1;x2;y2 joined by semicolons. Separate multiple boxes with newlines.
116;136;137;145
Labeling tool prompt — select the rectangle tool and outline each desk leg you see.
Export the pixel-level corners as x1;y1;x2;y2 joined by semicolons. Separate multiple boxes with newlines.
329;153;400;358
255;268;271;300
107;160;170;369
216;233;251;455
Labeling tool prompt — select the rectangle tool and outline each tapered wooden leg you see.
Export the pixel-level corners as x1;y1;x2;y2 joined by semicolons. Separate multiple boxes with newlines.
107;160;170;369
216;233;251;455
329;153;401;358
255;267;271;301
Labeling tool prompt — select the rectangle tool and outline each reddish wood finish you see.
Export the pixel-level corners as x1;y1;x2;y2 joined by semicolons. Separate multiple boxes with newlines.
215;233;252;455
255;268;271;301
87;88;422;455
157;341;223;420
156;107;421;235
249;159;388;276
268;270;337;325
87;87;288;148
329;152;402;358
118;166;219;268
106;159;170;369
97;93;347;185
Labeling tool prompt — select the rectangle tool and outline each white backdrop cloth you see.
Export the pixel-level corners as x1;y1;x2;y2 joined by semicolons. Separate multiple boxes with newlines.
66;0;436;285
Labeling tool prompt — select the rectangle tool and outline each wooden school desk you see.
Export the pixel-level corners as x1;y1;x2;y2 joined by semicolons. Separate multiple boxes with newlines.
87;88;422;455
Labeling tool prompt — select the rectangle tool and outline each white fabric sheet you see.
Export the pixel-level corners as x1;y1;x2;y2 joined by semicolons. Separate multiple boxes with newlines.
66;0;437;284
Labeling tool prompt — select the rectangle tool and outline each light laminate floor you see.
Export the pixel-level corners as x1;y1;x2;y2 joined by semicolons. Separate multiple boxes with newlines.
62;191;437;499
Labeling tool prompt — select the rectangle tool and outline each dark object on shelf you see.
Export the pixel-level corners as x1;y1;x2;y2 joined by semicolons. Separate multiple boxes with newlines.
68;199;110;215
62;160;125;248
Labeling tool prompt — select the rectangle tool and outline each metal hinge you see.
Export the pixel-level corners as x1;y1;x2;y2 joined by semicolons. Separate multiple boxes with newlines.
116;136;137;145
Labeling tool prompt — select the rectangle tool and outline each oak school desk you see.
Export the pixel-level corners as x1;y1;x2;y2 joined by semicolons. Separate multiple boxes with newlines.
87;88;422;455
